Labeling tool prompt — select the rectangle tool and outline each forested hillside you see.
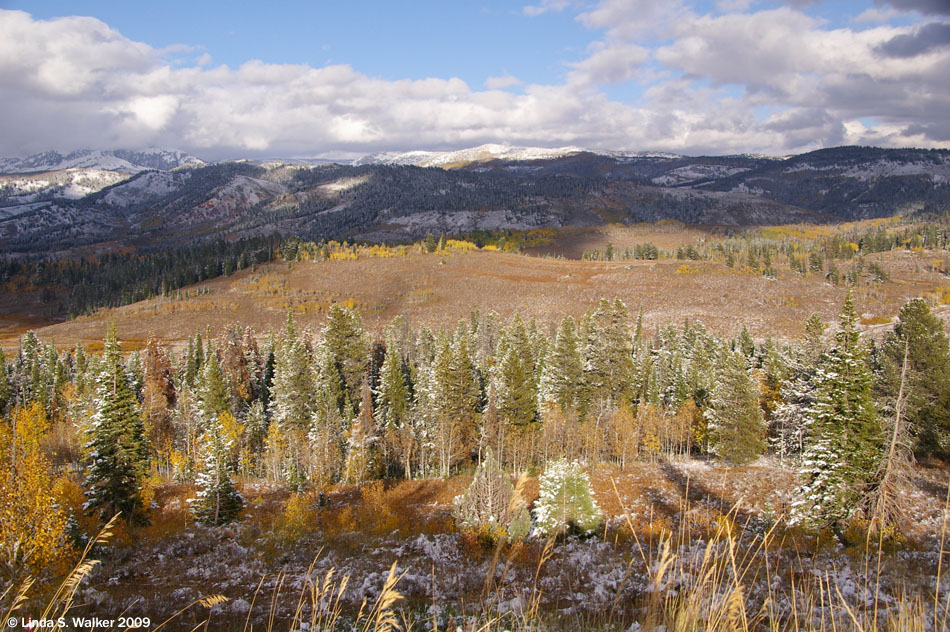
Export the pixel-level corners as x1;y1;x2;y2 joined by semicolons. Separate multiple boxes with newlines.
2;146;947;259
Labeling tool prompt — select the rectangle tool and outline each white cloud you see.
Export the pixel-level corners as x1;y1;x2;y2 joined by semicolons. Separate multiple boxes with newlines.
0;6;948;161
568;42;650;86
485;74;522;89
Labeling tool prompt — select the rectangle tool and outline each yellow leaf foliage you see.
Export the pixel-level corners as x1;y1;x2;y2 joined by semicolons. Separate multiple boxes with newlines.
12;402;49;457
0;416;71;581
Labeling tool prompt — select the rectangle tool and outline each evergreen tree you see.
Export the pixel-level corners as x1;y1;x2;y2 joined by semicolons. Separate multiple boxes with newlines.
0;348;12;415
704;349;765;465
270;316;316;429
190;414;244;526
794;292;884;529
375;334;410;476
197;347;230;425
84;327;150;526
878;298;950;457
494;316;538;428
243;399;270;473
375;334;410;429
343;378;379;484
737;326;756;361
451;448;529;541
538;316;586;413
583;299;634;405
533;459;603;537
323;304;370;413
183;335;199;390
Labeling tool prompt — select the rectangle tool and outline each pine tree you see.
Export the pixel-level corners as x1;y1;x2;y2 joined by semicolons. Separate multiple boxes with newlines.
451;448;529;542
794;292;885;529
704;349;765;465
583;299;634;405
183;335;198;390
479;379;504;461
538;316;586;414
375;335;409;430
323;304;370;413
243;399;270;474
343;378;379;484
494;315;538;428
196;347;230;425
533;459;603;537
84;327;150;526
375;334;410;476
270;316;316;429
0;348;12;416
878;298;950;457
190;414;244;526
428;333;468;477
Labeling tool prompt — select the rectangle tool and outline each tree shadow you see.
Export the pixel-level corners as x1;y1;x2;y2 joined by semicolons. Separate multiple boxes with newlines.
656;458;768;532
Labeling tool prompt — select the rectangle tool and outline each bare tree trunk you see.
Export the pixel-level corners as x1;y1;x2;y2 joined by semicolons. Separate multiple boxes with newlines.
871;339;913;531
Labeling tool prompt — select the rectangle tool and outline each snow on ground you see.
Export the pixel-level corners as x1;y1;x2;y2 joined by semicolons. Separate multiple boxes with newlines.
100;171;186;207
0;169;130;203
651;165;751;186
318;174;371;193
72;460;950;629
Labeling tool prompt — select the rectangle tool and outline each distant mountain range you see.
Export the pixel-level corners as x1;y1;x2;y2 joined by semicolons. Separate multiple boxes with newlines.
0;144;947;258
0;148;205;175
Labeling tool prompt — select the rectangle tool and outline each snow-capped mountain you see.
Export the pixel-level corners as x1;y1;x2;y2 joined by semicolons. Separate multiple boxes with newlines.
0;149;205;174
0;169;130;204
1;144;946;259
353;144;618;167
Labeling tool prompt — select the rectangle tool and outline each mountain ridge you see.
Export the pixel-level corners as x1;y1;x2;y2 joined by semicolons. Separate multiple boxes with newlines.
0;144;946;259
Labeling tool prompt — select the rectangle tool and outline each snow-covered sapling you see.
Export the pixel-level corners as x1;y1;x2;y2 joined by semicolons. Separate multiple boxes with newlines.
533;459;603;537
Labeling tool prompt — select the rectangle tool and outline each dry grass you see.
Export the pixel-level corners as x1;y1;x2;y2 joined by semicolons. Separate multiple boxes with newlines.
11;241;948;352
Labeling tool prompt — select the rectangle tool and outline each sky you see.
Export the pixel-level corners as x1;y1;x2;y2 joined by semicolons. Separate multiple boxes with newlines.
1;0;949;160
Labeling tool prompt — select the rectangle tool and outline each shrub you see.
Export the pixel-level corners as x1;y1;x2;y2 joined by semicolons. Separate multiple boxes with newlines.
532;459;602;537
274;492;319;545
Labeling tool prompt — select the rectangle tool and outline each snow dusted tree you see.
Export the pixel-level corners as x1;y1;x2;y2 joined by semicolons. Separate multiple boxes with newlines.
84;326;150;526
0;347;13;416
428;332;474;477
243;399;269;474
878;297;950;458
196;346;230;426
452;448;529;542
494;315;538;428
533;459;603;537
794;292;885;530
375;333;410;477
269;315;315;429
583;299;634;406
479;379;504;463
307;390;345;487
772;314;825;460
266;316;317;486
190;414;243;526
538;316;586;414
343;378;379;484
375;334;410;430
322;304;370;415
704;349;765;465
